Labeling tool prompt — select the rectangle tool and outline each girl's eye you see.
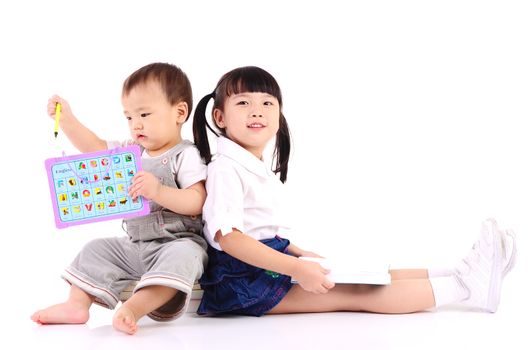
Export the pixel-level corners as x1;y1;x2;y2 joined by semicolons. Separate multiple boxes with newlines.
236;101;248;105
264;101;273;106
140;113;150;118
126;116;132;121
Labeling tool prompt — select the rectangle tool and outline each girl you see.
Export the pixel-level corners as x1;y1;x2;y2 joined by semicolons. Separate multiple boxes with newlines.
192;66;516;316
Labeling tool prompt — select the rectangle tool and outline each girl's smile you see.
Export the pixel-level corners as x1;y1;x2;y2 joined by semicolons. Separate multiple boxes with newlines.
248;122;266;128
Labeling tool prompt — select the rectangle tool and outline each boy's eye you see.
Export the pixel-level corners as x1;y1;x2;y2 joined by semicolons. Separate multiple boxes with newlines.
140;113;150;118
236;101;248;105
126;116;132;121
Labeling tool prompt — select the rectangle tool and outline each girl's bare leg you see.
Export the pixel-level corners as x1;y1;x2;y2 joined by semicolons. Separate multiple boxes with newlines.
113;285;178;335
269;279;435;314
31;285;94;324
390;269;429;280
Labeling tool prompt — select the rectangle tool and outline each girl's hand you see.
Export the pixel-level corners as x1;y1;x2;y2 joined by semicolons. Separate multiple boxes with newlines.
298;250;323;258
47;95;73;123
128;171;162;201
292;259;335;294
287;243;323;258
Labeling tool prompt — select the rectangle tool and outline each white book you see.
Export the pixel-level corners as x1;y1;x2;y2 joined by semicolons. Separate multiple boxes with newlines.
292;257;391;285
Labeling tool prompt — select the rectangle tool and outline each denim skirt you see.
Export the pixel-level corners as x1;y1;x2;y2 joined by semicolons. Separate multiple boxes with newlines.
197;236;293;316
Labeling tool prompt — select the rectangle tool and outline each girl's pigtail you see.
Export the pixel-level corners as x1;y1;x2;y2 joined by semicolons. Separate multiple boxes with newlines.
193;92;217;164
273;113;291;183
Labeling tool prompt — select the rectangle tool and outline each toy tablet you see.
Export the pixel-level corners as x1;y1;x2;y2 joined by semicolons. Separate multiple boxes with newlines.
45;145;150;229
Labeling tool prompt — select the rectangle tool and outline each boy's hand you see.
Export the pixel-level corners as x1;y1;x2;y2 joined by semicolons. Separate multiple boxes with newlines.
291;259;335;294
47;95;73;123
128;171;162;201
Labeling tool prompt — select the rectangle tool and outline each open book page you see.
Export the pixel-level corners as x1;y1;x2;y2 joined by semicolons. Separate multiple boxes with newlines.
292;257;391;285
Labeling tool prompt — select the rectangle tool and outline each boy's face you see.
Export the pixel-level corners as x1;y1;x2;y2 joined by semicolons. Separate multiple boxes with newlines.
122;80;187;156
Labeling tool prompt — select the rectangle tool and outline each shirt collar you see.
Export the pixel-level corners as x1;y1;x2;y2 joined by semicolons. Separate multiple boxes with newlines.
216;136;272;178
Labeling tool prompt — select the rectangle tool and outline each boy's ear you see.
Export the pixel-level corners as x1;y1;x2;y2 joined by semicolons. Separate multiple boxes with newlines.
213;108;225;128
174;101;189;124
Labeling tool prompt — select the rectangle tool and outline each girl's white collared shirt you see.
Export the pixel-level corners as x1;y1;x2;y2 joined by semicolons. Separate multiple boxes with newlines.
203;136;291;251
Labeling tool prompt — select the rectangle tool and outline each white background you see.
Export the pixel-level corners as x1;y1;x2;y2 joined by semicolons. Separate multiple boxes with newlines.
0;0;526;346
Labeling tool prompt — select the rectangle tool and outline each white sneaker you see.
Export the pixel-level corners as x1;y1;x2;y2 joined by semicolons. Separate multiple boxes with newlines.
500;228;517;277
435;226;517;278
455;218;503;312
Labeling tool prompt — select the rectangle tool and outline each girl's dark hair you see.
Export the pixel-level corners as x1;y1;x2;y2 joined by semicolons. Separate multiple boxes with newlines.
122;62;193;120
193;66;291;183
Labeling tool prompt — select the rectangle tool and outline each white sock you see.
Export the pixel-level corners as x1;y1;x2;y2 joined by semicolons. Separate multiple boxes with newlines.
427;267;454;278
429;276;469;308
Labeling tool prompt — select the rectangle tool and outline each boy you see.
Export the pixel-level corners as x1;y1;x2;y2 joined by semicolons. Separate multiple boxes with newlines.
32;63;208;335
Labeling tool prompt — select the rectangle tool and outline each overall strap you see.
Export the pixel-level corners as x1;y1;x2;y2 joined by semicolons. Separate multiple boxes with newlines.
138;139;194;158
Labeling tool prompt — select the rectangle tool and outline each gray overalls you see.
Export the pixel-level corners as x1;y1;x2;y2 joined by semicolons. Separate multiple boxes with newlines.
62;141;208;321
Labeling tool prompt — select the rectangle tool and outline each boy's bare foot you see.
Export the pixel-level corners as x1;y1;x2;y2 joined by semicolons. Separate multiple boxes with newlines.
31;302;89;324
113;306;138;335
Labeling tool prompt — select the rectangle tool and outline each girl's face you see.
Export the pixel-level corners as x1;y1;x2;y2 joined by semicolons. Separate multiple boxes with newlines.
122;80;187;156
213;92;280;159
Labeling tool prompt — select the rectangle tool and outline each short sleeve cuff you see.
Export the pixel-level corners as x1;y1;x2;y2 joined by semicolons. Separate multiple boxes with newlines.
206;213;244;239
107;140;135;149
106;140;121;149
178;173;206;190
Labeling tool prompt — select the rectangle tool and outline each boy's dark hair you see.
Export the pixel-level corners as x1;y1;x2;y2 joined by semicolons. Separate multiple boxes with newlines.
122;62;193;120
193;66;291;183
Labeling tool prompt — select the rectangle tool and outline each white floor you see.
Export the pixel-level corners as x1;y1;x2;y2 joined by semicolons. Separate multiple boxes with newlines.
7;267;524;350
2;2;526;349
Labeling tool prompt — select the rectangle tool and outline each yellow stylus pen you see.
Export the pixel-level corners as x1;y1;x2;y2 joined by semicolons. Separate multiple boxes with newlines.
54;102;62;139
